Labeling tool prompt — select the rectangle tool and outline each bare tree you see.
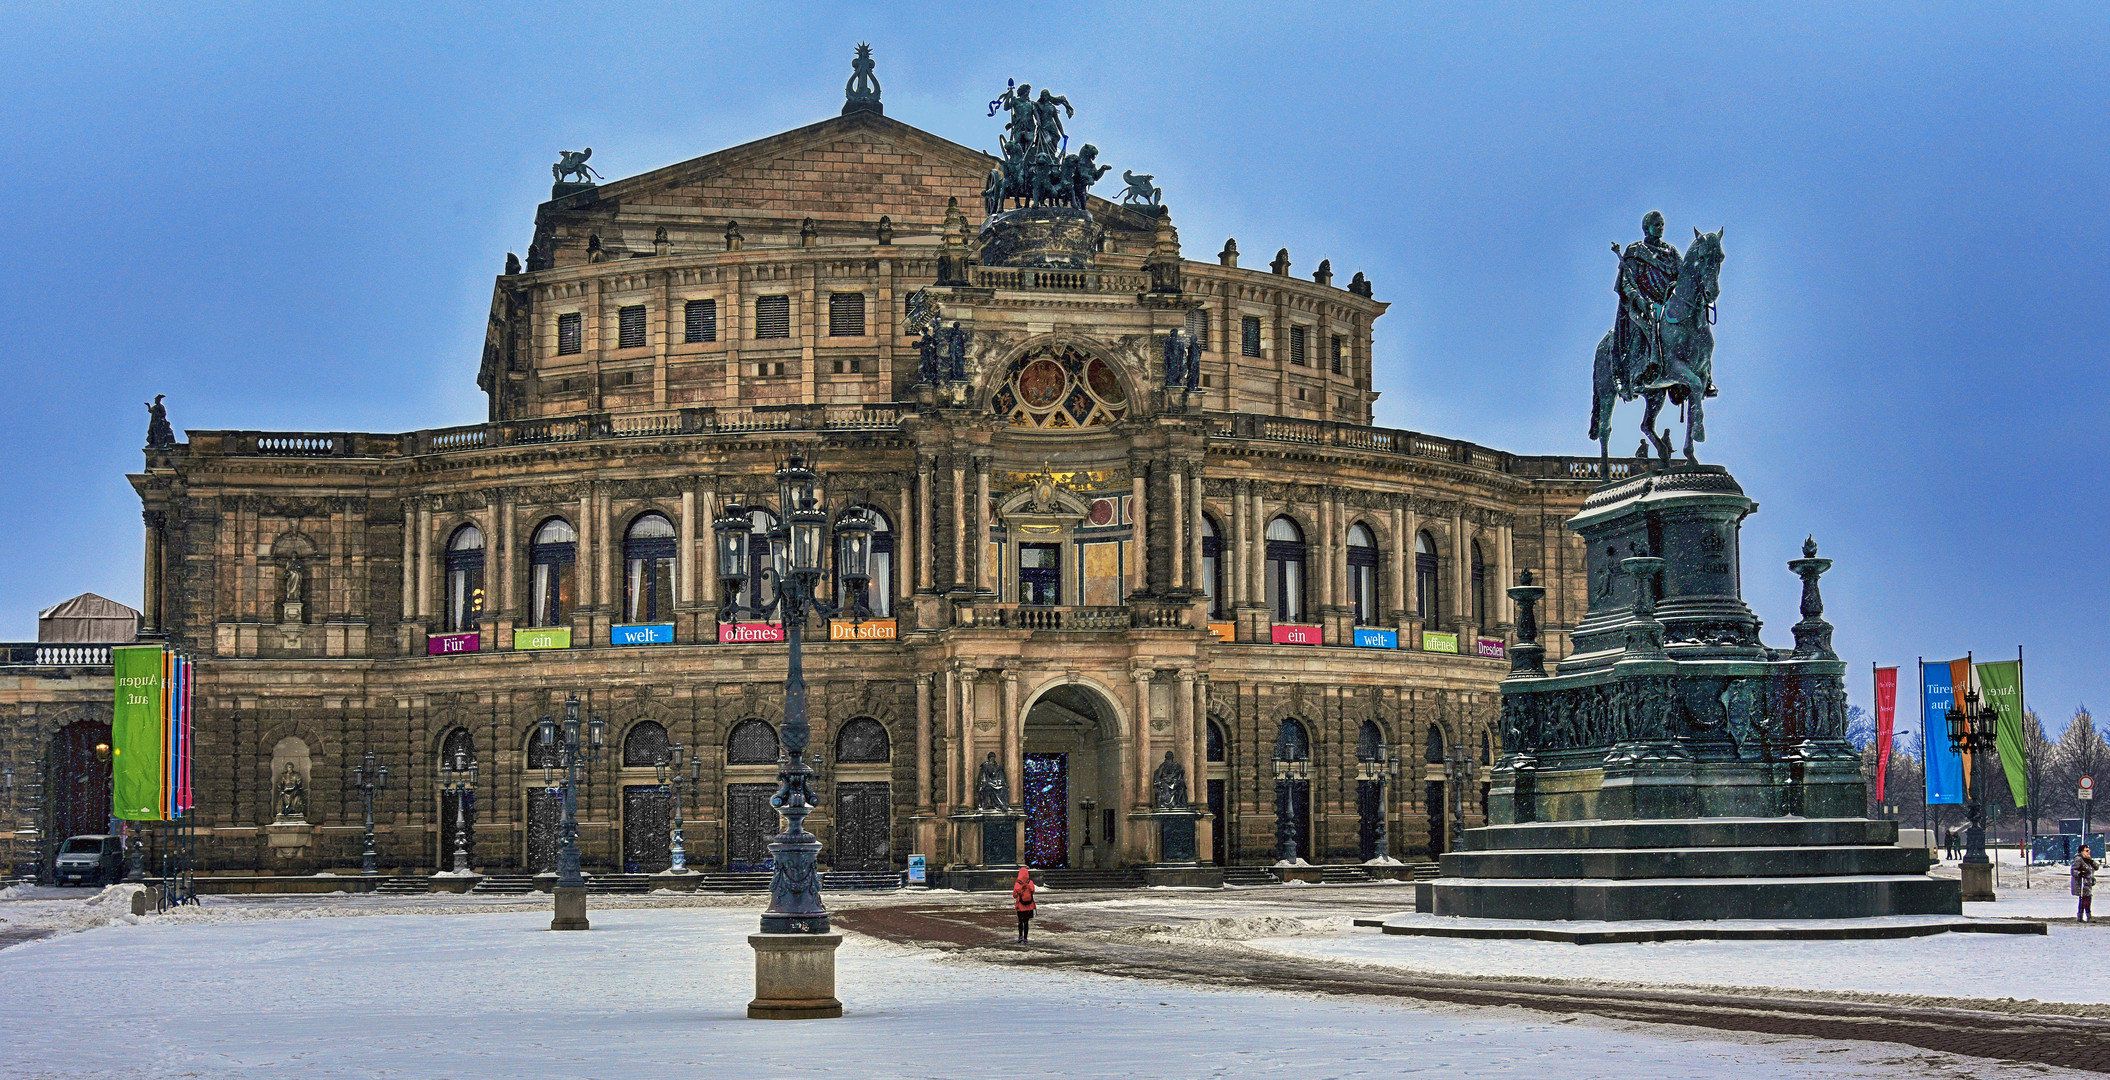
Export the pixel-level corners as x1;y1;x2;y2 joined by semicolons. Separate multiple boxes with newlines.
2049;706;2106;831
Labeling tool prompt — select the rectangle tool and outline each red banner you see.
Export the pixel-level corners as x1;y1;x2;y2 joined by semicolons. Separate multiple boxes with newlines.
1875;666;1898;802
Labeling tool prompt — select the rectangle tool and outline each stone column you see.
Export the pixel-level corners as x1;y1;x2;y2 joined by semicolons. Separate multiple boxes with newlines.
494;491;513;626
1251;485;1268;606
678;487;695;606
598;486;615;617
1130;668;1155;814
915;673;934;814
974;455;991;593
1496;518;1515;629
1230;482;1249;605
1317;496;1334;611
917;455;935;592
1450;504;1468;632
1129;459;1148;595
1001;671;1021;818
942;666;960;813
1168;464;1186;591
1402;499;1423;641
957;665;978;811
1173;670;1197;804
400;500;415;622
141;511;164;635
950;459;966;591
897;477;914;608
1187;464;1206;596
415;500;433;619
578;489;596;609
1390;501;1407;622
699;487;718;605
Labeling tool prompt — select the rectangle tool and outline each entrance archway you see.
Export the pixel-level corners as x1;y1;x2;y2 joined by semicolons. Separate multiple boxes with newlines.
1020;682;1123;869
47;719;113;844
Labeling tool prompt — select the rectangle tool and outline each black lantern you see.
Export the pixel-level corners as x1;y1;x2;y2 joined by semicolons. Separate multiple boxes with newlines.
835;506;874;598
714;501;752;599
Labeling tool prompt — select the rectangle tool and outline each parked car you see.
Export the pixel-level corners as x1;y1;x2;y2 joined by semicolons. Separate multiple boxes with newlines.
52;835;125;886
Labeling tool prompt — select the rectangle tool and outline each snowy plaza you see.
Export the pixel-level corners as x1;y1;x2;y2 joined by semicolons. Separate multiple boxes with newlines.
2;878;2105;1079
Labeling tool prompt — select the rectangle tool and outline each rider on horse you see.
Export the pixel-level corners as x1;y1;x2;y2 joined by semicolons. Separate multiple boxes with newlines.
1613;211;1680;396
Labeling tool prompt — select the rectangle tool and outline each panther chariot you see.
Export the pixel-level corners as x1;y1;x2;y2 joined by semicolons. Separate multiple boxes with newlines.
976;79;1118;269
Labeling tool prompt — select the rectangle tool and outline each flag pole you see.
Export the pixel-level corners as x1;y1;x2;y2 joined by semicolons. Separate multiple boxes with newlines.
1919;657;1929;849
2020;643;2030;886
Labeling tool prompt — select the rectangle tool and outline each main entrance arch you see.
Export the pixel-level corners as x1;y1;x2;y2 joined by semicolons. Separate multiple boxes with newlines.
1020;681;1124;869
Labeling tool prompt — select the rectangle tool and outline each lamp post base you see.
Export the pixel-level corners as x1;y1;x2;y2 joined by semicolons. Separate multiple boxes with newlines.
551;885;590;931
1960;860;1996;903
747;933;843;1019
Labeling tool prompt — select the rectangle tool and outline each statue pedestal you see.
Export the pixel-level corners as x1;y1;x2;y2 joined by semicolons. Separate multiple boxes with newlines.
652;869;703;893
265;821;312;854
1151;809;1199;865
550;885;589;931
279;601;303;625
428;873;482;894
979;206;1095;269
747;933;843;1020
1960;861;1997;903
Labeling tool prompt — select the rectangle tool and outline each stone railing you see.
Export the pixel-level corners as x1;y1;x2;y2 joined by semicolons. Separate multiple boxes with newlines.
0;643;115;666
969;266;1152;294
962;604;1188;631
1204;413;1642;481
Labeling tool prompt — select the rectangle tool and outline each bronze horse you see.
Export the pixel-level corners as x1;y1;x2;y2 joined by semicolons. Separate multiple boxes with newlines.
1590;227;1724;468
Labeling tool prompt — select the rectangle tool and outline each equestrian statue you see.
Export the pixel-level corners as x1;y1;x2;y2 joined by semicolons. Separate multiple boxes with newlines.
1588;211;1724;471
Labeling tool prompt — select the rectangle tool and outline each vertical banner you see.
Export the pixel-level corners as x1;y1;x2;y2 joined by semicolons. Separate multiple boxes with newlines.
1976;658;2027;809
174;654;194;817
111;645;167;821
1874;666;1897;802
1922;659;1964;805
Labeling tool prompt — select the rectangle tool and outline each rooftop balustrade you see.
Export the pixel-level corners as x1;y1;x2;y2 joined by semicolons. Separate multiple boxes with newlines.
0;643;115;667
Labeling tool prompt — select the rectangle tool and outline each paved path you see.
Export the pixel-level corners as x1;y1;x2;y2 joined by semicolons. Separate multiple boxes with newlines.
0;928;55;951
834;888;2110;1074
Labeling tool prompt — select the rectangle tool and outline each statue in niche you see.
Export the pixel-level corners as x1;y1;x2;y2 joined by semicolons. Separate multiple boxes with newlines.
282;560;304;603
145;395;176;448
975;751;1010;810
1152;751;1189;809
275;763;307;822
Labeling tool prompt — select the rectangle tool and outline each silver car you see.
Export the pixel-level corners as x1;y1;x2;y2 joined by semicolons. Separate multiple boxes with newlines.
52;835;125;886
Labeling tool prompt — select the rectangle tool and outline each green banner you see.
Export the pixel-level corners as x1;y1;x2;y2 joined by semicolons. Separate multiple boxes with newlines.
1976;659;2027;809
111;645;166;821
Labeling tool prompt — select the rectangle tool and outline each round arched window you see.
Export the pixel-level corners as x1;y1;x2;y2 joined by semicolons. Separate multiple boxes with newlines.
992;345;1128;428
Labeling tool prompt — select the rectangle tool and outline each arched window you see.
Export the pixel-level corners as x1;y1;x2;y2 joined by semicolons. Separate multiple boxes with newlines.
1471;540;1487;627
526;729;562;770
737;509;780;613
1265;516;1307;623
837;507;894;618
440;727;475;770
1273;718;1311;762
727;718;779;765
1200;516;1224;618
1347;523;1379;626
529;518;577;628
1425;723;1445;764
623;513;677;623
1358;719;1385;763
623;720;670;767
1207;719;1227;763
444;526;485;633
1482;729;1494;764
1415;531;1441;624
834;717;890;763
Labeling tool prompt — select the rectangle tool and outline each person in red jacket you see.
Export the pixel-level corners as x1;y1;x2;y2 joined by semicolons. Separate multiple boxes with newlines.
1012;866;1037;943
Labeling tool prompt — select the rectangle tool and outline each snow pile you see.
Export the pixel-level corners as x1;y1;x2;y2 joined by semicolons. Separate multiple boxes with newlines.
1105;914;1348;942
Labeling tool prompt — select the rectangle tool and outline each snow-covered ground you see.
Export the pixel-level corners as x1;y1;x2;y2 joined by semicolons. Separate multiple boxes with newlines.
0;892;2085;1080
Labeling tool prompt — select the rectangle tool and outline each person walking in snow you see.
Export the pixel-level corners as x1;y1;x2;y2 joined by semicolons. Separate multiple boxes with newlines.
2074;848;2097;922
1012;866;1037;943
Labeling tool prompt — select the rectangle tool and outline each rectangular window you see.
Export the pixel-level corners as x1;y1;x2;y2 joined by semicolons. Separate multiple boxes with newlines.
754;295;791;339
556;312;582;355
1240;315;1262;357
1290;326;1308;366
1185;307;1210;350
828;292;866;337
684;299;717;343
1331;334;1345;375
617;305;647;349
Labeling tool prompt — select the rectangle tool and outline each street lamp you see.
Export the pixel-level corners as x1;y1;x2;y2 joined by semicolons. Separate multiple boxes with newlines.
439;745;479;876
714;451;872;1020
1445;744;1480;854
655;743;701;874
1272;756;1310;864
1077;797;1097;868
352;752;389;876
1357;746;1402;861
538;693;605;930
1946;688;2001;901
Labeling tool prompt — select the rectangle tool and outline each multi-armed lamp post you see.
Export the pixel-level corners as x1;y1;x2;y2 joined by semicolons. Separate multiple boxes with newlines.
1357;746;1402;861
352;752;389;876
655;743;701;875
539;692;606;930
1946;688;2001;902
439;745;479;876
714;451;873;1021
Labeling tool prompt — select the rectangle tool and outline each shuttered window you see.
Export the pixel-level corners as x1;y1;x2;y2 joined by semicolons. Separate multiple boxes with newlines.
754;295;791;339
684;299;717;343
1240;315;1262;357
1290;325;1308;366
1331;334;1344;375
556;312;582;355
828;292;866;337
617;305;647;349
1185;307;1209;350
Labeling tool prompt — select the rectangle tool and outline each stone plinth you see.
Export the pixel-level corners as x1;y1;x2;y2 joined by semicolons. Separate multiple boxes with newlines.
747;932;843;1020
949;867;1040;892
550;885;589;931
1274;864;1323;884
652;870;702;893
428;873;481;894
1960;861;1996;902
1140;865;1223;888
264;822;312;853
1153;809;1199;865
979;206;1095;269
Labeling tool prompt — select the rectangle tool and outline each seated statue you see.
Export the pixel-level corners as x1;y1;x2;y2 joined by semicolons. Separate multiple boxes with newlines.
974;751;1010;810
1152;750;1188;809
275;763;307;822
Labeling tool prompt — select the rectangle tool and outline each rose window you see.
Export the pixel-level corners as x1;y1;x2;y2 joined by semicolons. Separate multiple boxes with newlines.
991;346;1128;429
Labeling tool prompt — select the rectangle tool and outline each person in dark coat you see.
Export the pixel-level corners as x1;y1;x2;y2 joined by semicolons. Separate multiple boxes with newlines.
1012;866;1037;943
2074;848;2097;922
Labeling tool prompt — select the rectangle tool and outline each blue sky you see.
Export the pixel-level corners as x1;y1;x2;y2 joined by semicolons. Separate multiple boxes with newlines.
2;3;2102;744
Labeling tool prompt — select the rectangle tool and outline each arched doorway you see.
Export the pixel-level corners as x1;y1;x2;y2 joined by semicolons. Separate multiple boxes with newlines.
1020;682;1122;869
1356;721;1386;861
46;719;113;846
621;721;671;873
725;719;780;870
830;717;891;872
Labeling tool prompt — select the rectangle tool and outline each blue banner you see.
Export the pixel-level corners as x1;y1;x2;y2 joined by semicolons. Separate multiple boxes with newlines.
1923;662;1964;805
610;623;674;645
1352;627;1398;649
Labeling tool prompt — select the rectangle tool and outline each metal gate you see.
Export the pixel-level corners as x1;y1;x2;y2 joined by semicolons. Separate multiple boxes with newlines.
1207;778;1226;865
623;786;670;872
1023;753;1068;868
525;788;562;873
726;783;779;870
47;721;112;842
831;782;891;871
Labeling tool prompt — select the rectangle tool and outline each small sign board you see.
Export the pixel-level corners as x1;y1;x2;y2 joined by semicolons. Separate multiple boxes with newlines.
1475;637;1508;659
512;627;572;651
610;623;674;645
427;631;479;656
1271;624;1322;646
1421;630;1460;654
718;622;785;644
906;854;926;885
1352;627;1398;649
2084;776;2096;802
828;619;897;641
1205;621;1237;644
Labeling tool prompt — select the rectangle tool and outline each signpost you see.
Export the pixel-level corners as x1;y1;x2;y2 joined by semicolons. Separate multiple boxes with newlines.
2084;776;2095;844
